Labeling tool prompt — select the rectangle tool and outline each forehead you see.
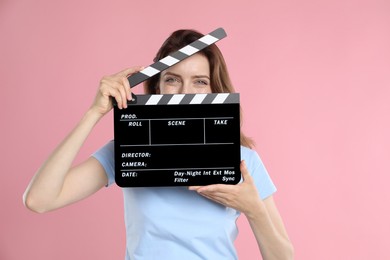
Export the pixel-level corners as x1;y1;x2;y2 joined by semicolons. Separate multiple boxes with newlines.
162;53;210;75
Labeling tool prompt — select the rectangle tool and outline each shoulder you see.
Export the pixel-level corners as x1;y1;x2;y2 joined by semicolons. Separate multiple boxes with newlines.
92;140;115;186
240;145;257;158
93;140;114;158
240;146;277;199
240;146;264;173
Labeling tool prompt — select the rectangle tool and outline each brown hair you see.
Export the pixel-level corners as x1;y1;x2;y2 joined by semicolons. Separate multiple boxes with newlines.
144;29;254;148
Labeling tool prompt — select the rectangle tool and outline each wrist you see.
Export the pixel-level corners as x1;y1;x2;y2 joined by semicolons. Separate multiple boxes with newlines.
244;199;267;221
84;107;104;125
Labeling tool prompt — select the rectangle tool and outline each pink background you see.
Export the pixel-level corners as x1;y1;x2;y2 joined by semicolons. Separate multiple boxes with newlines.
1;0;389;259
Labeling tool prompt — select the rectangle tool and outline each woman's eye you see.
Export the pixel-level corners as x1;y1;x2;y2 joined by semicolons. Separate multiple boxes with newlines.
165;77;179;83
195;79;209;85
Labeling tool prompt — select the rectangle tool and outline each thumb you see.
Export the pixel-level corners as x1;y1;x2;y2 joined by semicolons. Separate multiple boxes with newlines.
240;160;251;181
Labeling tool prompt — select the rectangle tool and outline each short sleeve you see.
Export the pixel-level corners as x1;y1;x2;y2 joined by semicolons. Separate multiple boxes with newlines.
241;146;277;200
92;140;115;187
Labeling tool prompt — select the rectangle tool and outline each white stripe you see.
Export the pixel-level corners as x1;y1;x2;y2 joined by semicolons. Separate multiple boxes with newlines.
179;45;199;56
199;34;218;45
141;66;160;77
168;94;185;104
190;94;207;104
146;95;163;105
160;56;179;66
212;93;229;104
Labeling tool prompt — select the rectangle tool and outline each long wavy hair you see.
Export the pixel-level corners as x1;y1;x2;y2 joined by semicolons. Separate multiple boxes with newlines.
144;29;254;148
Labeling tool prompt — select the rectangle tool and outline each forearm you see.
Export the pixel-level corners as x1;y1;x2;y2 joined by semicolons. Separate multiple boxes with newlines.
23;109;102;211
246;201;294;260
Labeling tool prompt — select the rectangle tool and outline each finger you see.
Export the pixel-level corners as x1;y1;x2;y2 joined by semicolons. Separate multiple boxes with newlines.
99;82;118;109
116;78;129;109
188;186;202;191
122;76;132;102
118;66;144;78
122;66;144;102
197;184;234;194
107;87;123;109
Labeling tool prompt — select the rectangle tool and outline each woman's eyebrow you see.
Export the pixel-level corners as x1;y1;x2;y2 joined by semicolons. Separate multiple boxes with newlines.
192;75;210;79
162;72;182;78
163;72;210;80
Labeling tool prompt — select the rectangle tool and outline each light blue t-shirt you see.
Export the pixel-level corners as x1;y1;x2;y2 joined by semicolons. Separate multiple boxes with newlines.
93;140;276;260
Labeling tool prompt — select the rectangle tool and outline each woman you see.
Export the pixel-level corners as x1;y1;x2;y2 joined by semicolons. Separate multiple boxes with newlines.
24;29;293;259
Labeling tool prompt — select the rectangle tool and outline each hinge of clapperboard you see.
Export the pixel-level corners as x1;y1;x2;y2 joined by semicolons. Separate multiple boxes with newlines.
112;27;227;104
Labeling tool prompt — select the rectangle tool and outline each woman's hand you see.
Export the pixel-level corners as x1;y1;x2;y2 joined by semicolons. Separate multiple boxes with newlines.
189;161;265;217
191;162;294;259
90;66;144;116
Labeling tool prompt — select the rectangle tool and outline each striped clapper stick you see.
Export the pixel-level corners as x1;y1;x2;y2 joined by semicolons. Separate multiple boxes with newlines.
127;27;227;88
114;93;241;187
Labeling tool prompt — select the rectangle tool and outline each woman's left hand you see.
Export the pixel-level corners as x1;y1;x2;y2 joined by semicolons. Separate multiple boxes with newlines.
189;160;265;217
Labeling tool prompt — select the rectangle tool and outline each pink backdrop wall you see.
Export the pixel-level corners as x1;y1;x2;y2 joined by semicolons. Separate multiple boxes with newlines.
1;0;389;259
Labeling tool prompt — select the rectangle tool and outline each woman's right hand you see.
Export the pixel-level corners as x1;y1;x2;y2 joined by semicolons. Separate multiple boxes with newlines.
90;66;144;117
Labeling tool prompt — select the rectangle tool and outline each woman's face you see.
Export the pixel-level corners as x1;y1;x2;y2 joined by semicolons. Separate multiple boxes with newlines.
158;53;212;94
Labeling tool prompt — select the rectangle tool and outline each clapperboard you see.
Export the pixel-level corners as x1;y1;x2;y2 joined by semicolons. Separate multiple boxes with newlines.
114;28;241;187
